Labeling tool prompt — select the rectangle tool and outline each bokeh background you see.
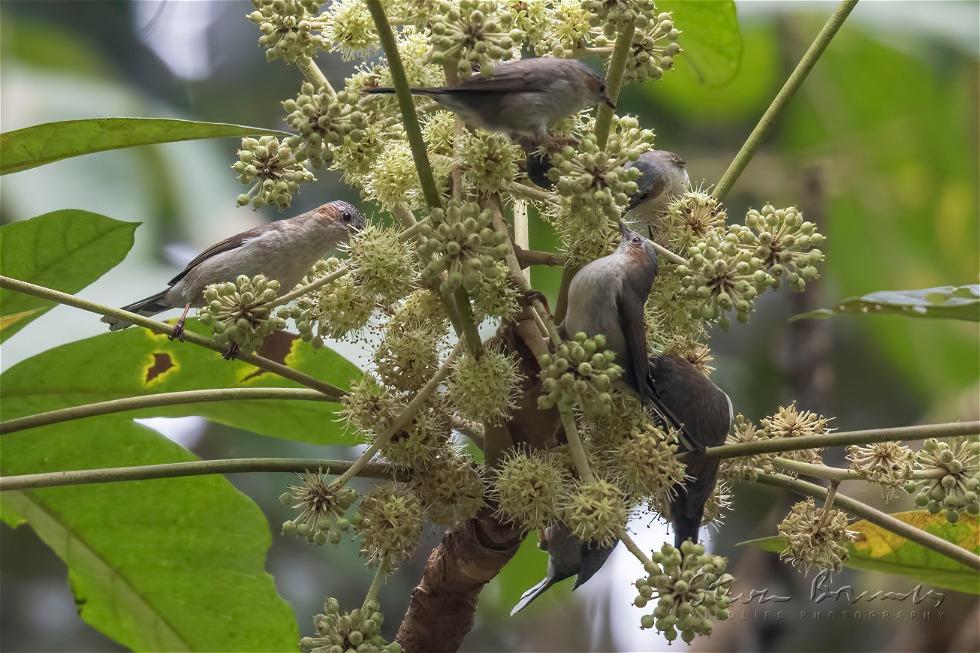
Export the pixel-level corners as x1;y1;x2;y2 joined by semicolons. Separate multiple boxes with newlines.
1;1;977;652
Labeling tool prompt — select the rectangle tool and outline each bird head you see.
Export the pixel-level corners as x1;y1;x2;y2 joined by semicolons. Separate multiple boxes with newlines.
317;200;365;234
618;221;659;273
577;62;616;109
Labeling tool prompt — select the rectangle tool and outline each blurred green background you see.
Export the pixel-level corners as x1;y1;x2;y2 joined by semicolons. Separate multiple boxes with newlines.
1;1;977;652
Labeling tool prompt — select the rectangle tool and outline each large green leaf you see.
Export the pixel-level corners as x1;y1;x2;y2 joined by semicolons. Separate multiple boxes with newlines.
740;511;980;595
1;416;298;651
0;210;138;342
793;285;980;323
0;322;361;444
0;118;289;175
658;0;742;86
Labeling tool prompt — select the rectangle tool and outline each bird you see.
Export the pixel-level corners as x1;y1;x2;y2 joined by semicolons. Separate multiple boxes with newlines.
562;221;696;450
624;150;689;228
650;353;733;547
364;58;615;144
102;201;364;338
511;354;732;614
510;522;614;615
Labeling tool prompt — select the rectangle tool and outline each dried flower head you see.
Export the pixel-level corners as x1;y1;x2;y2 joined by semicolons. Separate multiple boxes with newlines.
280;470;358;545
777;497;856;573
719;414;775;481
847;441;913;499
761;402;832;465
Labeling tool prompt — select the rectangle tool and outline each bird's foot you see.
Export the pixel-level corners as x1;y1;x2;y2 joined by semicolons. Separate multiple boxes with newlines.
168;319;186;342
521;289;550;313
222;342;240;360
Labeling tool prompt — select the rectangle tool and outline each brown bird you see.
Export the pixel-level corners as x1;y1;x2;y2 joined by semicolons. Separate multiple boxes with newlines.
102;201;364;338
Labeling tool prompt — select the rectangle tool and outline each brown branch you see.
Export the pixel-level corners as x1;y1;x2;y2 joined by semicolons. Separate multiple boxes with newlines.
395;508;522;653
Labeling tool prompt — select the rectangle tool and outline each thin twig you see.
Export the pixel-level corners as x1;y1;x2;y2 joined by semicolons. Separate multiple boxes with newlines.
362;556;391;611
773;457;944;482
296;55;336;96
756;472;980;571
0;458;398;492
713;0;859;200
0;276;346;398
817;480;840;530
0;388;332;435
514;246;566;269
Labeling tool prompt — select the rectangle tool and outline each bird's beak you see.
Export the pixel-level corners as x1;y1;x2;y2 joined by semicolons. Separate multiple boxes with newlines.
618;221;630;238
603;93;616;109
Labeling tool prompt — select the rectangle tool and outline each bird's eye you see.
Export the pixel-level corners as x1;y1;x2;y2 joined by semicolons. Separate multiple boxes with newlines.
342;211;352;223
632;236;642;245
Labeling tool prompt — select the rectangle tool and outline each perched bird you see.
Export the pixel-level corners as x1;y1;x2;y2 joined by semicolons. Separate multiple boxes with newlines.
562;222;695;449
364;58;615;144
512;355;732;614
510;522;614;615
651;353;733;547
624;150;689;227
103;201;364;337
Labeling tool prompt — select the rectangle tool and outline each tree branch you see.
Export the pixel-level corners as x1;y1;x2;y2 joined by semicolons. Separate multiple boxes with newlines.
713;0;858;200
594;18;635;150
0;388;331;435
755;472;980;571
700;421;979;460
0;458;398;492
0;276;346;398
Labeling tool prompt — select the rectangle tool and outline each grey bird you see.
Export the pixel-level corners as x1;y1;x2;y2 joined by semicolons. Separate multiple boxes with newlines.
102;201;364;337
651;353;733;547
625;150;689;227
511;355;732;614
364;58;615;144
510;522;614;615
562;222;696;449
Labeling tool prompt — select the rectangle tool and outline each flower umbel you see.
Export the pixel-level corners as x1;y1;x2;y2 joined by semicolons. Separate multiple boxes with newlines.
233;136;315;210
301;597;401;653
280;470;358;545
847;441;913;499
732;204;825;292
761;402;832;465
248;0;327;64
447;348;523;424
905;438;979;522
198;274;286;356
777;497;856;573
537;332;623;417
354;484;423;566
493;449;567;531
562;478;628;548
719;414;775;481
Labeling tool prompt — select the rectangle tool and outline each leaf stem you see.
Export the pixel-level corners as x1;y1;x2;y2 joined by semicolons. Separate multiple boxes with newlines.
296;55;335;96
0;388;332;435
700;421;979;460
713;0;858;201
0;275;346;398
0;458;397;492
594;19;635;150
621;531;653;566
773;457;944;482
365;0;442;209
755;472;980;571
362;555;391;611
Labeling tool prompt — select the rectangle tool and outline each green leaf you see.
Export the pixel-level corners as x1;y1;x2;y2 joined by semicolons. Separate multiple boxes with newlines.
740;511;980;595
1;417;298;651
658;0;743;85
0;210;138;342
0;321;361;444
792;285;980;323
0;118;289;175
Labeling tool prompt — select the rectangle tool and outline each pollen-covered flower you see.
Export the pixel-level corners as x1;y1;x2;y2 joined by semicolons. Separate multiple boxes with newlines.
460;130;521;194
732;204;825;292
634;541;734;645
347;224;417;305
279;470;358;545
354;484;423;566
471;260;521;321
198;274;286;355
447;349;523;424
233;136;315;210
777;497;856;573
340;375;399;435
493;449;567;531
248;0;327;64
374;321;439;393
659;188;727;254
382;406;451;470
322;0;377;60
562;478;628;548
534;0;594;57
415;453;486;526
847;441;913;499
429;0;522;78
616;423;686;502
906;438;979;522
719;414;775;481
537;332;624;417
761;402;832;465
284;258;376;344
659;334;715;376
301;597;400;653
363;142;426;209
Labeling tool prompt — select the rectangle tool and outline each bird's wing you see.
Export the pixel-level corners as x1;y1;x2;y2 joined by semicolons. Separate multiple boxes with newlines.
168;224;272;286
441;63;541;94
616;289;651;394
573;542;617;589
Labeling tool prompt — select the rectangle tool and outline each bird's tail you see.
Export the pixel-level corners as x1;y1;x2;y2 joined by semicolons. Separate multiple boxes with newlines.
510;577;557;616
363;87;444;96
102;290;170;331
